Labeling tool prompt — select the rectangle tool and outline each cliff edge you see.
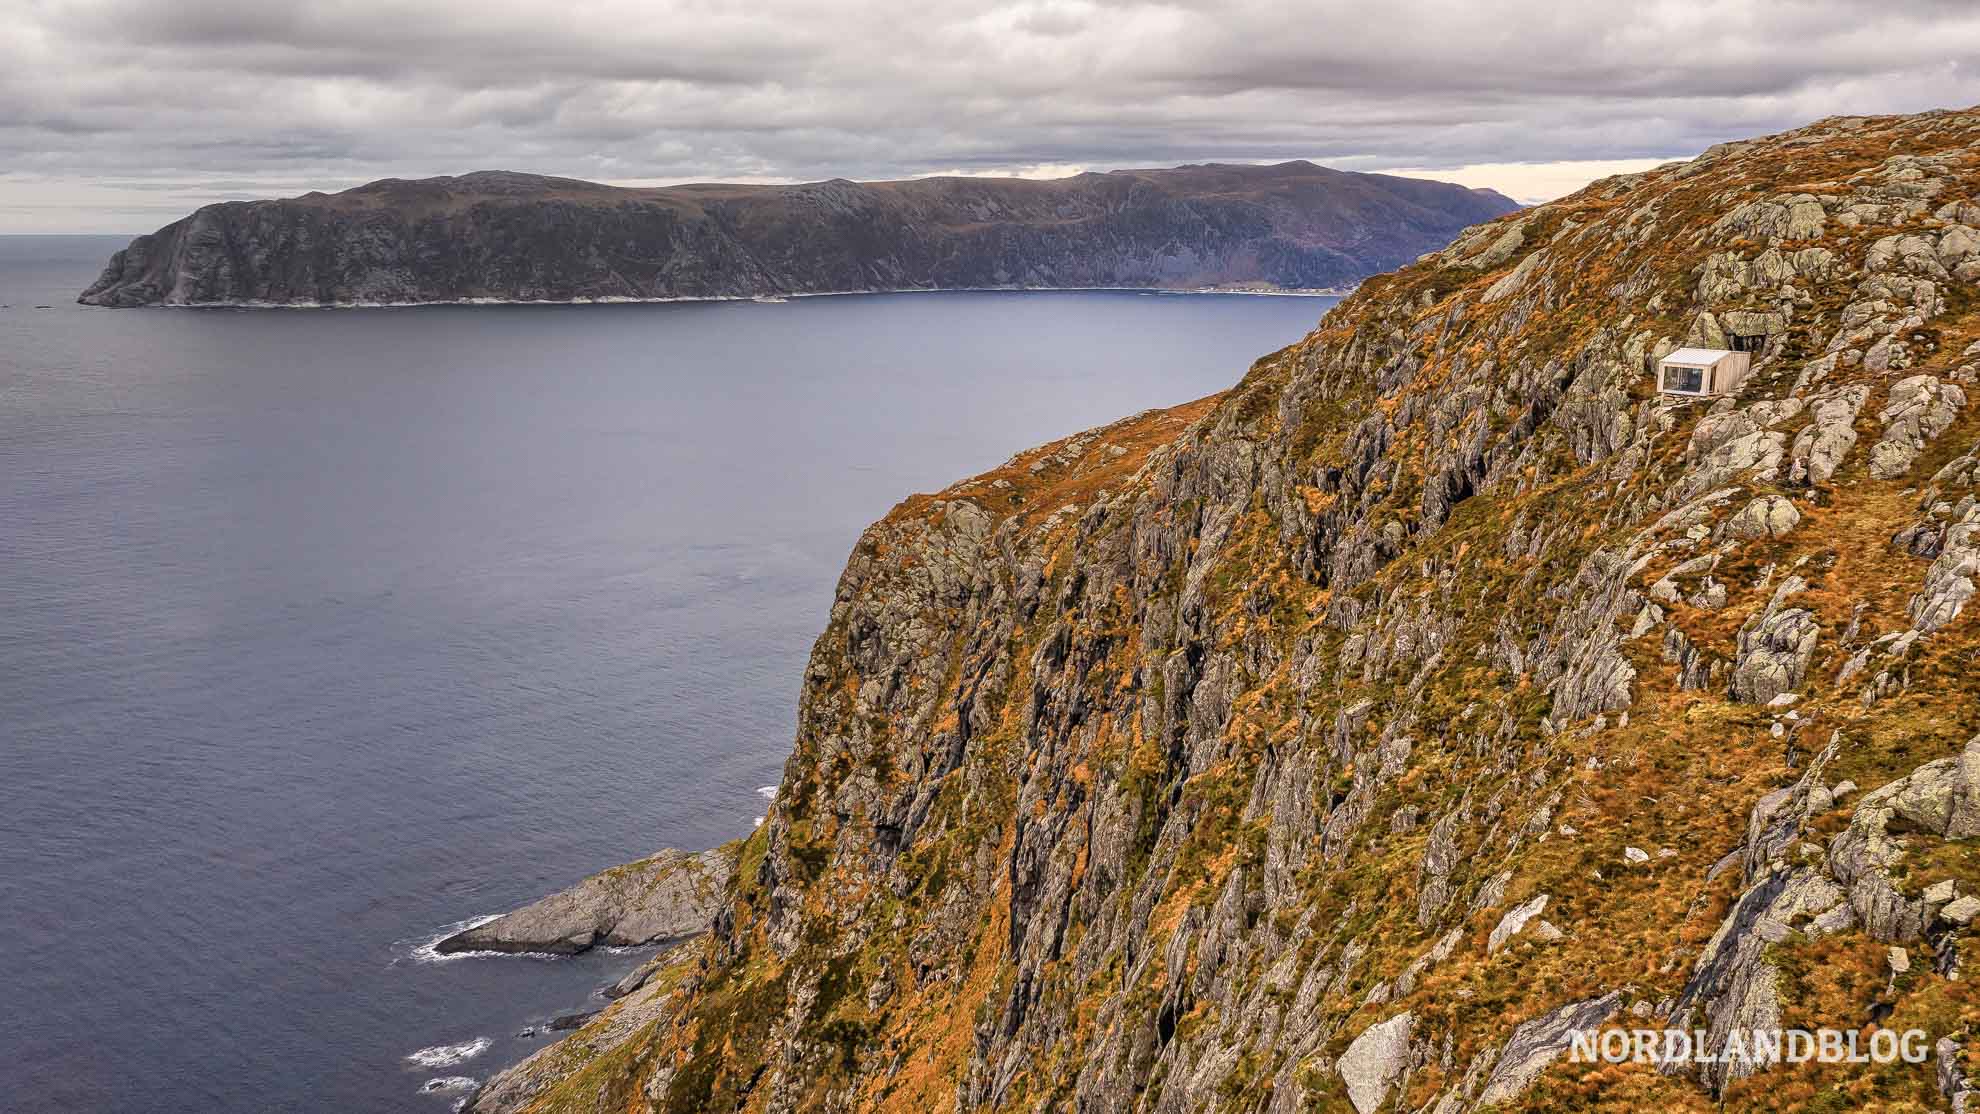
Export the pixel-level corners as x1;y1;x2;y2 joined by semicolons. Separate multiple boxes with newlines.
477;108;1980;1113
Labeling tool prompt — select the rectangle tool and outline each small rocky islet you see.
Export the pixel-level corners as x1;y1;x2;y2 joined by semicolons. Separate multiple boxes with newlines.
433;846;733;958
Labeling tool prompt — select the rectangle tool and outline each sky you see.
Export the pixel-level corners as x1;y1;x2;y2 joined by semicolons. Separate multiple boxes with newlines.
3;0;1979;233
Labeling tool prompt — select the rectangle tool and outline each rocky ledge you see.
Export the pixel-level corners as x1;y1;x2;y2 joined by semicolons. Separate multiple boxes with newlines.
435;845;733;956
76;163;1516;307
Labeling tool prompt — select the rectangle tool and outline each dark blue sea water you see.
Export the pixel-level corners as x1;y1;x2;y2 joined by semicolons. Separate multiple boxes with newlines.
0;234;1335;1112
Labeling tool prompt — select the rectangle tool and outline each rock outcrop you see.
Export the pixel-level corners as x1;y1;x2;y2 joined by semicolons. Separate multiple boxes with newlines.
466;945;702;1114
480;109;1980;1113
1337;1011;1413;1113
434;846;732;956
76;164;1518;307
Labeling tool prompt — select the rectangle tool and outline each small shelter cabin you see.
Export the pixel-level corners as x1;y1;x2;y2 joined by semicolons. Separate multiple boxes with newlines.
1657;347;1752;397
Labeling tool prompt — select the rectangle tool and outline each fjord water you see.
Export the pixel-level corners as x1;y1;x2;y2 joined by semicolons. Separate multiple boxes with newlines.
0;235;1335;1112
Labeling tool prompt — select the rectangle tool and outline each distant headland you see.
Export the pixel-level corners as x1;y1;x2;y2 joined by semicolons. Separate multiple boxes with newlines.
77;163;1517;307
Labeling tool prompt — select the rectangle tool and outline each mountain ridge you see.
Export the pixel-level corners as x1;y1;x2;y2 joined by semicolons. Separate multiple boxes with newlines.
75;163;1518;307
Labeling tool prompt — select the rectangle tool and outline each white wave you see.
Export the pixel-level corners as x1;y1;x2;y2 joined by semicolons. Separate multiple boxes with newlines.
752;815;764;828
419;1076;478;1094
406;1037;490;1069
408;914;509;963
755;785;778;800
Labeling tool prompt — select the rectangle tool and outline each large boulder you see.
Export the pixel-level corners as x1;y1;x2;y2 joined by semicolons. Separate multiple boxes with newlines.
1488;893;1551;954
1871;376;1967;479
435;845;734;956
1786;385;1870;486
1337;1010;1413;1114
1730;578;1820;704
1727;495;1801;540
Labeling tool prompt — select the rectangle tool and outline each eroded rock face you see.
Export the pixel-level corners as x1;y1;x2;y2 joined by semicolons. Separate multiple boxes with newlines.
498;109;1980;1114
1678;737;1980;1094
1473;992;1621;1106
434;846;733;956
1337;1011;1413;1114
1871;376;1969;479
1730;578;1819;704
1787;385;1870;485
1487;893;1550;953
1727;495;1801;540
1912;517;1980;632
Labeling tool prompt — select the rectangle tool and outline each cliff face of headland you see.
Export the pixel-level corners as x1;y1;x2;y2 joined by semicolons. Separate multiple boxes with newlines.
482;108;1980;1113
76;163;1517;307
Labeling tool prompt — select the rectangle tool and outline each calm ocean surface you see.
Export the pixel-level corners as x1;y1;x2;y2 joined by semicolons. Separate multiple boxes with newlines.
0;234;1335;1112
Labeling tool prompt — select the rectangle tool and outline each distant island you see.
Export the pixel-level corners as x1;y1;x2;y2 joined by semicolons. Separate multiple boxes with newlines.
77;164;1517;307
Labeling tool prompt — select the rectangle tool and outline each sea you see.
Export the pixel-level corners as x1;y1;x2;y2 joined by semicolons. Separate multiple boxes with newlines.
0;234;1336;1112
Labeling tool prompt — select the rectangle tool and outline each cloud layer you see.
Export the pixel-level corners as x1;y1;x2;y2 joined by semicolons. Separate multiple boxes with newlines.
4;0;1978;231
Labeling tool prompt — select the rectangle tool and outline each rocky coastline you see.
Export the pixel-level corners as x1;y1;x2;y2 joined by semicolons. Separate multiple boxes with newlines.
435;845;734;957
424;844;733;1111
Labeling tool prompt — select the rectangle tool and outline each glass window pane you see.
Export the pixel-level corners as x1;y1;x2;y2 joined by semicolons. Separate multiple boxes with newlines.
1662;365;1703;392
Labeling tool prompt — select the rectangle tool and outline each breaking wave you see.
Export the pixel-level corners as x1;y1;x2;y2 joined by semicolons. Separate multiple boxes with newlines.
406;914;505;963
406;1037;490;1069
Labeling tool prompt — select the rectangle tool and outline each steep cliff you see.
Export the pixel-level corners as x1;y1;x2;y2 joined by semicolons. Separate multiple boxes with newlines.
476;108;1980;1113
76;164;1516;307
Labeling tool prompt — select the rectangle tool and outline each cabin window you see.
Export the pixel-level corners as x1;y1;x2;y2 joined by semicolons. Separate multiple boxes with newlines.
1663;365;1705;393
1729;333;1767;353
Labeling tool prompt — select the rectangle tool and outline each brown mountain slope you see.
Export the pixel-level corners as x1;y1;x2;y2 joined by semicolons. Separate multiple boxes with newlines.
476;108;1980;1113
75;163;1517;307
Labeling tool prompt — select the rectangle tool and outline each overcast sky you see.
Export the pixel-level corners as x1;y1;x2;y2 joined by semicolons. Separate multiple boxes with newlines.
4;0;1978;232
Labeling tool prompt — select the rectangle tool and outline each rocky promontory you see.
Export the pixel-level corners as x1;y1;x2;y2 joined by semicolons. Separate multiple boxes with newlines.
434;845;732;956
77;164;1517;307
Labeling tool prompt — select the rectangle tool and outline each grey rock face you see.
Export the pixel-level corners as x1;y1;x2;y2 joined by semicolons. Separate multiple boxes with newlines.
1710;194;1828;243
1487;893;1551;954
516;110;1980;1114
435;845;733;956
1911;513;1980;633
1681;411;1788;500
78;165;1519;307
1730;578;1819;704
1938;1037;1980;1114
1337;1010;1414;1114
1787;385;1870;485
1679;737;1980;1094
1871;376;1968;479
1473;992;1621;1107
1727;495;1801;540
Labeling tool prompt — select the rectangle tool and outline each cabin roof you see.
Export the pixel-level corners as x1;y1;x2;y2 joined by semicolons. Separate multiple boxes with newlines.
1661;346;1734;366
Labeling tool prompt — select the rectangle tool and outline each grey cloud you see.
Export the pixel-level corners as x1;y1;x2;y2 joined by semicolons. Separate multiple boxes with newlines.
1;0;1977;231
